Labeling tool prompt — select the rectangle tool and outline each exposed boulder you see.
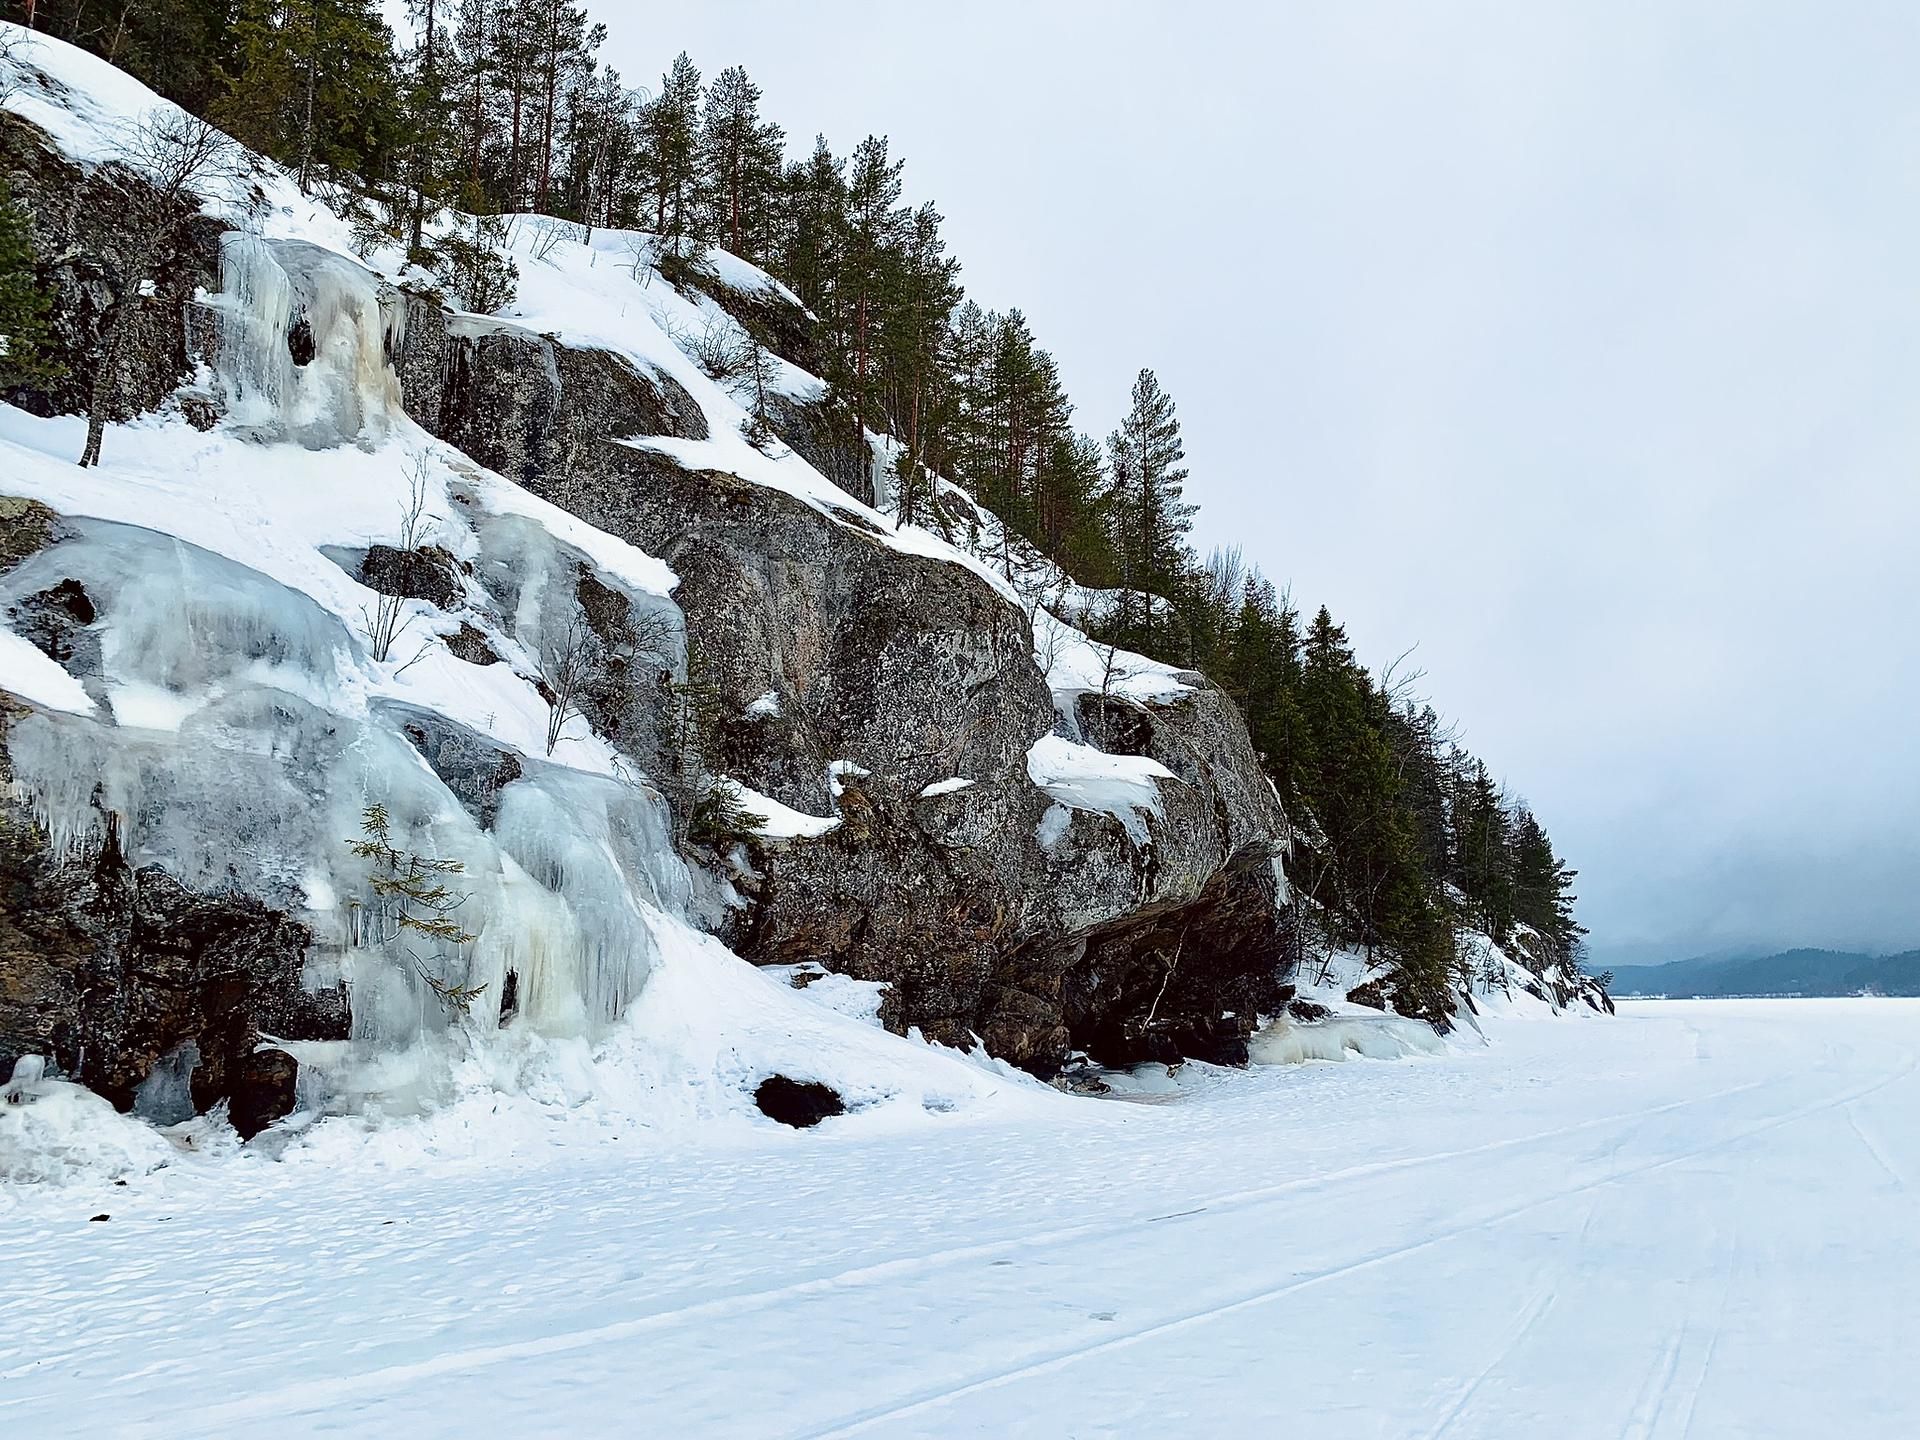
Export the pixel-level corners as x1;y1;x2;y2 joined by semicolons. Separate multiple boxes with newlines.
1059;845;1290;1069
5;575;101;679
359;543;465;612
0;497;63;573
446;621;502;667
754;1075;846;1128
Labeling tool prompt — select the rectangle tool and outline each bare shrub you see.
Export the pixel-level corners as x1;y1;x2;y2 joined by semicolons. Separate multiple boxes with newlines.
361;459;433;664
78;111;246;467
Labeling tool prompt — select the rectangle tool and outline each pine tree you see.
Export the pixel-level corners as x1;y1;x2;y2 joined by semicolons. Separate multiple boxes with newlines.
1038;430;1110;578
1106;368;1194;646
699;65;785;261
527;0;600;214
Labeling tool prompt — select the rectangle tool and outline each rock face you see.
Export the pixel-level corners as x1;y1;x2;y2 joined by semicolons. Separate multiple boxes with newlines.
0;707;324;1115
0;112;222;427
394;299;1291;1073
0;108;1298;1103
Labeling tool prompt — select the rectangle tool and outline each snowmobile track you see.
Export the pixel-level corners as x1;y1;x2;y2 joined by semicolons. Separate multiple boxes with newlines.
116;1073;1784;1437
796;1056;1918;1438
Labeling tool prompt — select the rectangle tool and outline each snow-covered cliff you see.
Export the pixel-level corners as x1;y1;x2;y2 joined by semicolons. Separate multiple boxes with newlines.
0;29;1321;1156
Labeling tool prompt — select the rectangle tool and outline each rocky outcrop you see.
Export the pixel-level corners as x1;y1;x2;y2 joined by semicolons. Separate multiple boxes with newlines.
386;295;1294;1071
394;296;709;473
0;110;222;425
0;111;1300;1092
0;704;322;1123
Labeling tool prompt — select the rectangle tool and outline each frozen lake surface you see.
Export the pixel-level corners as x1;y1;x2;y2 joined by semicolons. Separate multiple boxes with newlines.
4;999;1916;1438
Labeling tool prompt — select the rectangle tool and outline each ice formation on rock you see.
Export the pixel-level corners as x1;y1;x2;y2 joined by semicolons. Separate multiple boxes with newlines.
208;235;406;446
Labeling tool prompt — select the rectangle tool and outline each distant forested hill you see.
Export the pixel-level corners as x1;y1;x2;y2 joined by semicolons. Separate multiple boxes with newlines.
1612;949;1920;998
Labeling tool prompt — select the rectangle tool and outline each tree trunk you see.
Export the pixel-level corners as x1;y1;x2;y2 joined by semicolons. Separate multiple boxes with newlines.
298;3;318;193
537;31;557;212
510;82;523;208
410;0;437;252
79;323;119;467
730;157;742;255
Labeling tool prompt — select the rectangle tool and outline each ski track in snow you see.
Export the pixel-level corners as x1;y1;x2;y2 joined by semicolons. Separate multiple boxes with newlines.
81;1068;1766;1437
5;1000;1920;1439
802;1049;1917;1439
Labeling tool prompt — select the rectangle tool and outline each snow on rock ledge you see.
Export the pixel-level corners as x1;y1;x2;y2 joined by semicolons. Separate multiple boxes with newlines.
1026;734;1171;846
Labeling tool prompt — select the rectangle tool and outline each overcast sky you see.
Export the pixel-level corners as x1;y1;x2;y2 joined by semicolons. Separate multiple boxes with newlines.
597;2;1920;964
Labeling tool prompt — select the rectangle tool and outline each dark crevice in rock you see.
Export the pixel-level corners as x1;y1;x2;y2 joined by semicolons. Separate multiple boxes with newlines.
228;1047;298;1139
286;314;315;367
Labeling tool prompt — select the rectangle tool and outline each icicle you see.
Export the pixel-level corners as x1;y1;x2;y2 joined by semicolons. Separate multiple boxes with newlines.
211;233;296;429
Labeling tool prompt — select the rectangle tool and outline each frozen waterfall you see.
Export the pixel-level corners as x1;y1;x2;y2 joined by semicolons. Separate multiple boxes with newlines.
207;235;407;447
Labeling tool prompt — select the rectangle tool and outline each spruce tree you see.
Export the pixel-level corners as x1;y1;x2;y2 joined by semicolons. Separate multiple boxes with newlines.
875;199;961;522
217;0;403;192
841;134;905;442
642;52;704;250
1452;759;1515;943
775;135;846;318
0;180;59;391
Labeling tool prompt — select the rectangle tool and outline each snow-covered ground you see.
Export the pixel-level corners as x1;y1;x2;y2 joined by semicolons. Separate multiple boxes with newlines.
4;999;1916;1438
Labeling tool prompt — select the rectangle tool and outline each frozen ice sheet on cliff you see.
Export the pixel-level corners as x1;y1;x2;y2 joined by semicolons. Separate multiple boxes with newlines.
0;413;665;780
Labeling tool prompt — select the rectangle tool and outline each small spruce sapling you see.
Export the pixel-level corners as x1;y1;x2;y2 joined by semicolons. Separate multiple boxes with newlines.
347;803;485;1013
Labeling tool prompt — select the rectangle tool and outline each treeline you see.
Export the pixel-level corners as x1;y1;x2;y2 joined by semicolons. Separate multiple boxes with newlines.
11;0;1591;1008
9;0;1161;584
1177;561;1587;1014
